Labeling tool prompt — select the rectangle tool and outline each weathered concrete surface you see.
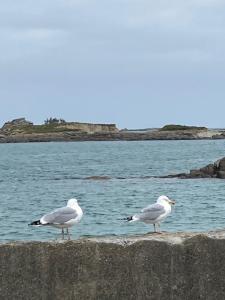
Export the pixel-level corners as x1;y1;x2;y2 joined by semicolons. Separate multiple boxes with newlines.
1;231;225;300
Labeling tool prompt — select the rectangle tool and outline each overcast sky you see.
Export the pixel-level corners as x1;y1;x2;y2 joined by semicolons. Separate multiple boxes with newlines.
1;0;225;129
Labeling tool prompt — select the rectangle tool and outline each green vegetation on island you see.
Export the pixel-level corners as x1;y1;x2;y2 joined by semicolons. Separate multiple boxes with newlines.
160;124;207;131
44;117;66;125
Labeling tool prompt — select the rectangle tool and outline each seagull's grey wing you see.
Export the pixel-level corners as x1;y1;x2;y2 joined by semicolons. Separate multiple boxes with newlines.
138;203;166;221
41;207;78;224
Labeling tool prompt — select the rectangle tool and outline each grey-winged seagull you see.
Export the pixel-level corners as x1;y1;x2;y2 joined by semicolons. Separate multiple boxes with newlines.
125;195;175;233
29;198;83;239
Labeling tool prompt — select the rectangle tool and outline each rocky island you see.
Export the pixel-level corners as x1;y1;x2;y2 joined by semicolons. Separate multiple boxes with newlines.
0;118;225;143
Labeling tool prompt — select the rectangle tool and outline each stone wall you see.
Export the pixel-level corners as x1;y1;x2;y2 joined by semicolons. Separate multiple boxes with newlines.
1;232;225;299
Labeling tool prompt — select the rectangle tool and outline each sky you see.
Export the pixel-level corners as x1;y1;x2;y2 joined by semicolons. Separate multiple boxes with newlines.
1;0;225;129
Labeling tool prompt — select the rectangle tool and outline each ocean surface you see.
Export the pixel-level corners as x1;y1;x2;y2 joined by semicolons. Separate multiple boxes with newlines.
0;140;225;242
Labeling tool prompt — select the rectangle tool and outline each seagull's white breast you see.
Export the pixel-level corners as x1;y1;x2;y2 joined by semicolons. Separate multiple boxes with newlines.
156;202;171;222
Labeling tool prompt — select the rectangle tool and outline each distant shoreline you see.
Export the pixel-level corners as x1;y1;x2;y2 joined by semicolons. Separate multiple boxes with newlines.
0;130;225;143
0;118;225;143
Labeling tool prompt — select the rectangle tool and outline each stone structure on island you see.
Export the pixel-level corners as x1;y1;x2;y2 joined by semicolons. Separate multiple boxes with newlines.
2;118;33;131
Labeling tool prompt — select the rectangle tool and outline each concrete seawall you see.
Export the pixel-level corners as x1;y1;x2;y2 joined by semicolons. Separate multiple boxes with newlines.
1;232;225;300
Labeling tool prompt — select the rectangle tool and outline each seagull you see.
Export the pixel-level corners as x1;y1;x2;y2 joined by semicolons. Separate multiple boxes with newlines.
125;195;175;233
29;198;83;239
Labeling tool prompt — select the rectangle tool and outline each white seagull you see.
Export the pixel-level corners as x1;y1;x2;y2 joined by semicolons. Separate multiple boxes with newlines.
125;195;175;233
29;198;83;239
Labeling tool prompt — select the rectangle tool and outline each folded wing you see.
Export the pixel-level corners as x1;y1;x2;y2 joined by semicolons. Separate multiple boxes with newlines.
40;206;78;224
138;203;166;221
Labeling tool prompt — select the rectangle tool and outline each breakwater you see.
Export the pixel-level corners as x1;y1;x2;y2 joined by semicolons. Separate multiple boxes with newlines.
1;232;225;299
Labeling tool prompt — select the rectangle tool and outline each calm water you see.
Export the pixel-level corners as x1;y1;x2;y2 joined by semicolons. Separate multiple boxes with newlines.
0;140;225;242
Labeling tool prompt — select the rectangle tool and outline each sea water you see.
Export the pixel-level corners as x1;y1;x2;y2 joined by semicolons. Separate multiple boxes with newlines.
0;140;225;241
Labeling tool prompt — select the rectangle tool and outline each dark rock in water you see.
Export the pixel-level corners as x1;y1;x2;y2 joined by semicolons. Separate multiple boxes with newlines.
218;158;225;171
217;171;225;179
162;157;225;179
84;176;111;180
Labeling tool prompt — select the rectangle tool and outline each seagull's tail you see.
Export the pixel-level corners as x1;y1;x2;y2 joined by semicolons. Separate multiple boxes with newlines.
29;220;42;226
121;216;137;222
125;216;133;222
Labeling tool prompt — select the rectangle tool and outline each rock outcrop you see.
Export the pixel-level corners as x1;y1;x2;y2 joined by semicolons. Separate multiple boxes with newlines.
2;117;33;127
1;231;225;299
2;118;33;132
162;157;225;179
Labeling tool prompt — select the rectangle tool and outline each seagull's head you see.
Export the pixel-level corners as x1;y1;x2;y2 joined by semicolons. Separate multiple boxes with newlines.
67;198;79;208
157;195;175;206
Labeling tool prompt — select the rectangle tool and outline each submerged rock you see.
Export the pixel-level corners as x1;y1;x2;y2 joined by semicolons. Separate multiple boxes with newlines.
84;176;111;180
